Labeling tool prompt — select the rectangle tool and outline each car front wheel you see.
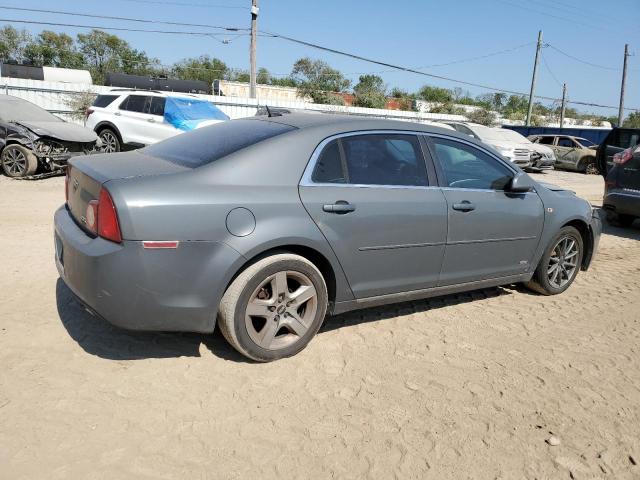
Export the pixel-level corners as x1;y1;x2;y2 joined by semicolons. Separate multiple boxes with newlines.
1;144;38;177
218;253;328;362
526;226;583;295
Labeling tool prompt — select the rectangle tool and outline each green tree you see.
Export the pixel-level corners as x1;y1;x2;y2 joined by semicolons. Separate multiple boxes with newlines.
77;30;158;84
24;31;84;68
389;88;415;111
353;74;387;109
0;25;31;60
256;67;270;84
269;76;298;88
291;57;351;104
623;111;640;128
172;55;227;86
466;108;496;126
417;85;453;103
502;95;529;118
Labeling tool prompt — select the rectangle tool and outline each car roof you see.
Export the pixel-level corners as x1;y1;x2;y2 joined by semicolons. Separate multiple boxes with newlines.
252;112;469;138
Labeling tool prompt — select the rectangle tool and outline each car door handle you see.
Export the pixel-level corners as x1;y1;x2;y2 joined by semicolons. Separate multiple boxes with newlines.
114;112;121;116
147;118;156;123
452;201;476;212
323;201;356;214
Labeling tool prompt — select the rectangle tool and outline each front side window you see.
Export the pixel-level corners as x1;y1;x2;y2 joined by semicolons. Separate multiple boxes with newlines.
431;137;512;190
311;134;429;186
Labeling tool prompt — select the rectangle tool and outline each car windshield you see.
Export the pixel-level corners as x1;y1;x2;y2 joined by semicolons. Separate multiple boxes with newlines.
144;119;296;168
0;98;62;123
576;137;596;147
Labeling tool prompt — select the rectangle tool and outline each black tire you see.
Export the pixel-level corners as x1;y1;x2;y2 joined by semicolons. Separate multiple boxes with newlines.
605;211;635;228
526;226;584;296
218;253;328;362
98;128;121;153
1;144;38;177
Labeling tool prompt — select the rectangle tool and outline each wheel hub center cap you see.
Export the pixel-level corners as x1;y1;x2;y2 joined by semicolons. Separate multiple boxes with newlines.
276;304;286;315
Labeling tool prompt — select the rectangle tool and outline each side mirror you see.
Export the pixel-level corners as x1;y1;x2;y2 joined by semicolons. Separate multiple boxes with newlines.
509;172;535;193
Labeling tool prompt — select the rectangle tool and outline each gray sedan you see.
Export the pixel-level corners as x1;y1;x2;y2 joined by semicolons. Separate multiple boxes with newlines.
55;113;602;361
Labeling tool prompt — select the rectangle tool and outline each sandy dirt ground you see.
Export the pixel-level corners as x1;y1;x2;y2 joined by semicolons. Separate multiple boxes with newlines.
1;170;639;480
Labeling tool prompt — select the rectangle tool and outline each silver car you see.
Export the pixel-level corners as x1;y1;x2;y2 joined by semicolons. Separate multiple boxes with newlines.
55;113;601;361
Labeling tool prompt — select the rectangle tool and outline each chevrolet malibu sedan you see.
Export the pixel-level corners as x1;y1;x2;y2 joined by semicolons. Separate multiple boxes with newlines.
55;113;601;361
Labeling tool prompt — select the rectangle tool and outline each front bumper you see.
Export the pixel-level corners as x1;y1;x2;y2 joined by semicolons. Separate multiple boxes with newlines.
54;205;244;333
532;157;555;169
583;208;602;270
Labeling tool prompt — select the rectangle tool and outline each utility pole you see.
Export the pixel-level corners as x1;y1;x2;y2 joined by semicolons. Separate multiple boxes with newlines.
249;0;258;99
559;83;567;128
526;30;543;126
618;43;629;126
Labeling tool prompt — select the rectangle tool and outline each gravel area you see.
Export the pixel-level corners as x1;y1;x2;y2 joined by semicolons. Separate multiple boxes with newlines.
1;169;639;479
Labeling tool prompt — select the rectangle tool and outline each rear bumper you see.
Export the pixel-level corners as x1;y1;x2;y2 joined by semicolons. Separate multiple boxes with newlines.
54;205;244;333
603;189;640;217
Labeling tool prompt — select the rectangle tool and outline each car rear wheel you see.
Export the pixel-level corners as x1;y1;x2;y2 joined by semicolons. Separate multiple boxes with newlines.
98;128;121;153
218;253;328;362
579;157;598;175
526;226;583;295
1;144;38;177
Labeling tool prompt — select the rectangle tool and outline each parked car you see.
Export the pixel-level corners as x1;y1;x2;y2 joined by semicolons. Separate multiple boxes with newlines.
602;139;640;227
596;127;640;176
529;134;599;174
55;113;601;362
85;89;229;153
443;122;551;169
0;95;99;178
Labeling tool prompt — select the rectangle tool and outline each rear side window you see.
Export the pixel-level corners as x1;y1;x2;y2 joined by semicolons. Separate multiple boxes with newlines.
149;97;166;116
312;134;428;187
144;119;296;168
120;95;148;113
93;95;119;108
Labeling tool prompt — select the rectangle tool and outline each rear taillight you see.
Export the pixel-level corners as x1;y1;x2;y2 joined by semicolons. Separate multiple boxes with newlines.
96;188;122;243
614;148;633;165
65;166;71;203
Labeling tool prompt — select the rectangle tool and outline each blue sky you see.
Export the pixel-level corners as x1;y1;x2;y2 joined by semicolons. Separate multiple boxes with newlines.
2;0;639;116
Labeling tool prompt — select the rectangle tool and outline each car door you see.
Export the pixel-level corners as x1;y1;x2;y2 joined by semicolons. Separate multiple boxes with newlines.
555;137;580;169
427;135;544;286
299;132;448;299
117;95;154;146
145;97;178;143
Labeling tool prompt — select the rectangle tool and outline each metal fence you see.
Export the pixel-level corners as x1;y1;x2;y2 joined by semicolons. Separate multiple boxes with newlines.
1;77;468;125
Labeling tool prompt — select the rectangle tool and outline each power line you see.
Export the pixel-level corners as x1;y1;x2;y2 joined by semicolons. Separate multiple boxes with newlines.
0;5;247;32
0;16;635;111
96;0;247;8
541;51;563;88
546;44;626;71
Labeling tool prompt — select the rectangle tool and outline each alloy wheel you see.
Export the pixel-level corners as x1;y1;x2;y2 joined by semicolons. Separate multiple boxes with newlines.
3;148;27;176
100;131;118;153
547;236;579;288
245;270;318;351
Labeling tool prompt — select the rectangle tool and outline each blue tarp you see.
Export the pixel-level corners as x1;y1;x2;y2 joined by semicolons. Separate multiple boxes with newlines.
164;97;229;131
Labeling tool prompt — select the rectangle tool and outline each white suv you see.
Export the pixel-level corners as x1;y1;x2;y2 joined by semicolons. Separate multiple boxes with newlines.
85;90;229;152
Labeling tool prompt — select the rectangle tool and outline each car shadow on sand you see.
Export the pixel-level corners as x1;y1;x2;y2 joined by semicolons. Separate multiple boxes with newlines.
57;278;514;362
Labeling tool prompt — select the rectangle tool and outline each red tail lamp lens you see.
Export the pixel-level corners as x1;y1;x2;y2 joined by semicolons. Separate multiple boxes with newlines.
97;188;122;243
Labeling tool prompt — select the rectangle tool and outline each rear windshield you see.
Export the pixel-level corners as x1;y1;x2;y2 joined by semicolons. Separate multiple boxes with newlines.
93;94;119;108
143;119;296;168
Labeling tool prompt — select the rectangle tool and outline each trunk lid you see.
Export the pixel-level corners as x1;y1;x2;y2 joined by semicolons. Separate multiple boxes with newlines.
67;150;190;232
